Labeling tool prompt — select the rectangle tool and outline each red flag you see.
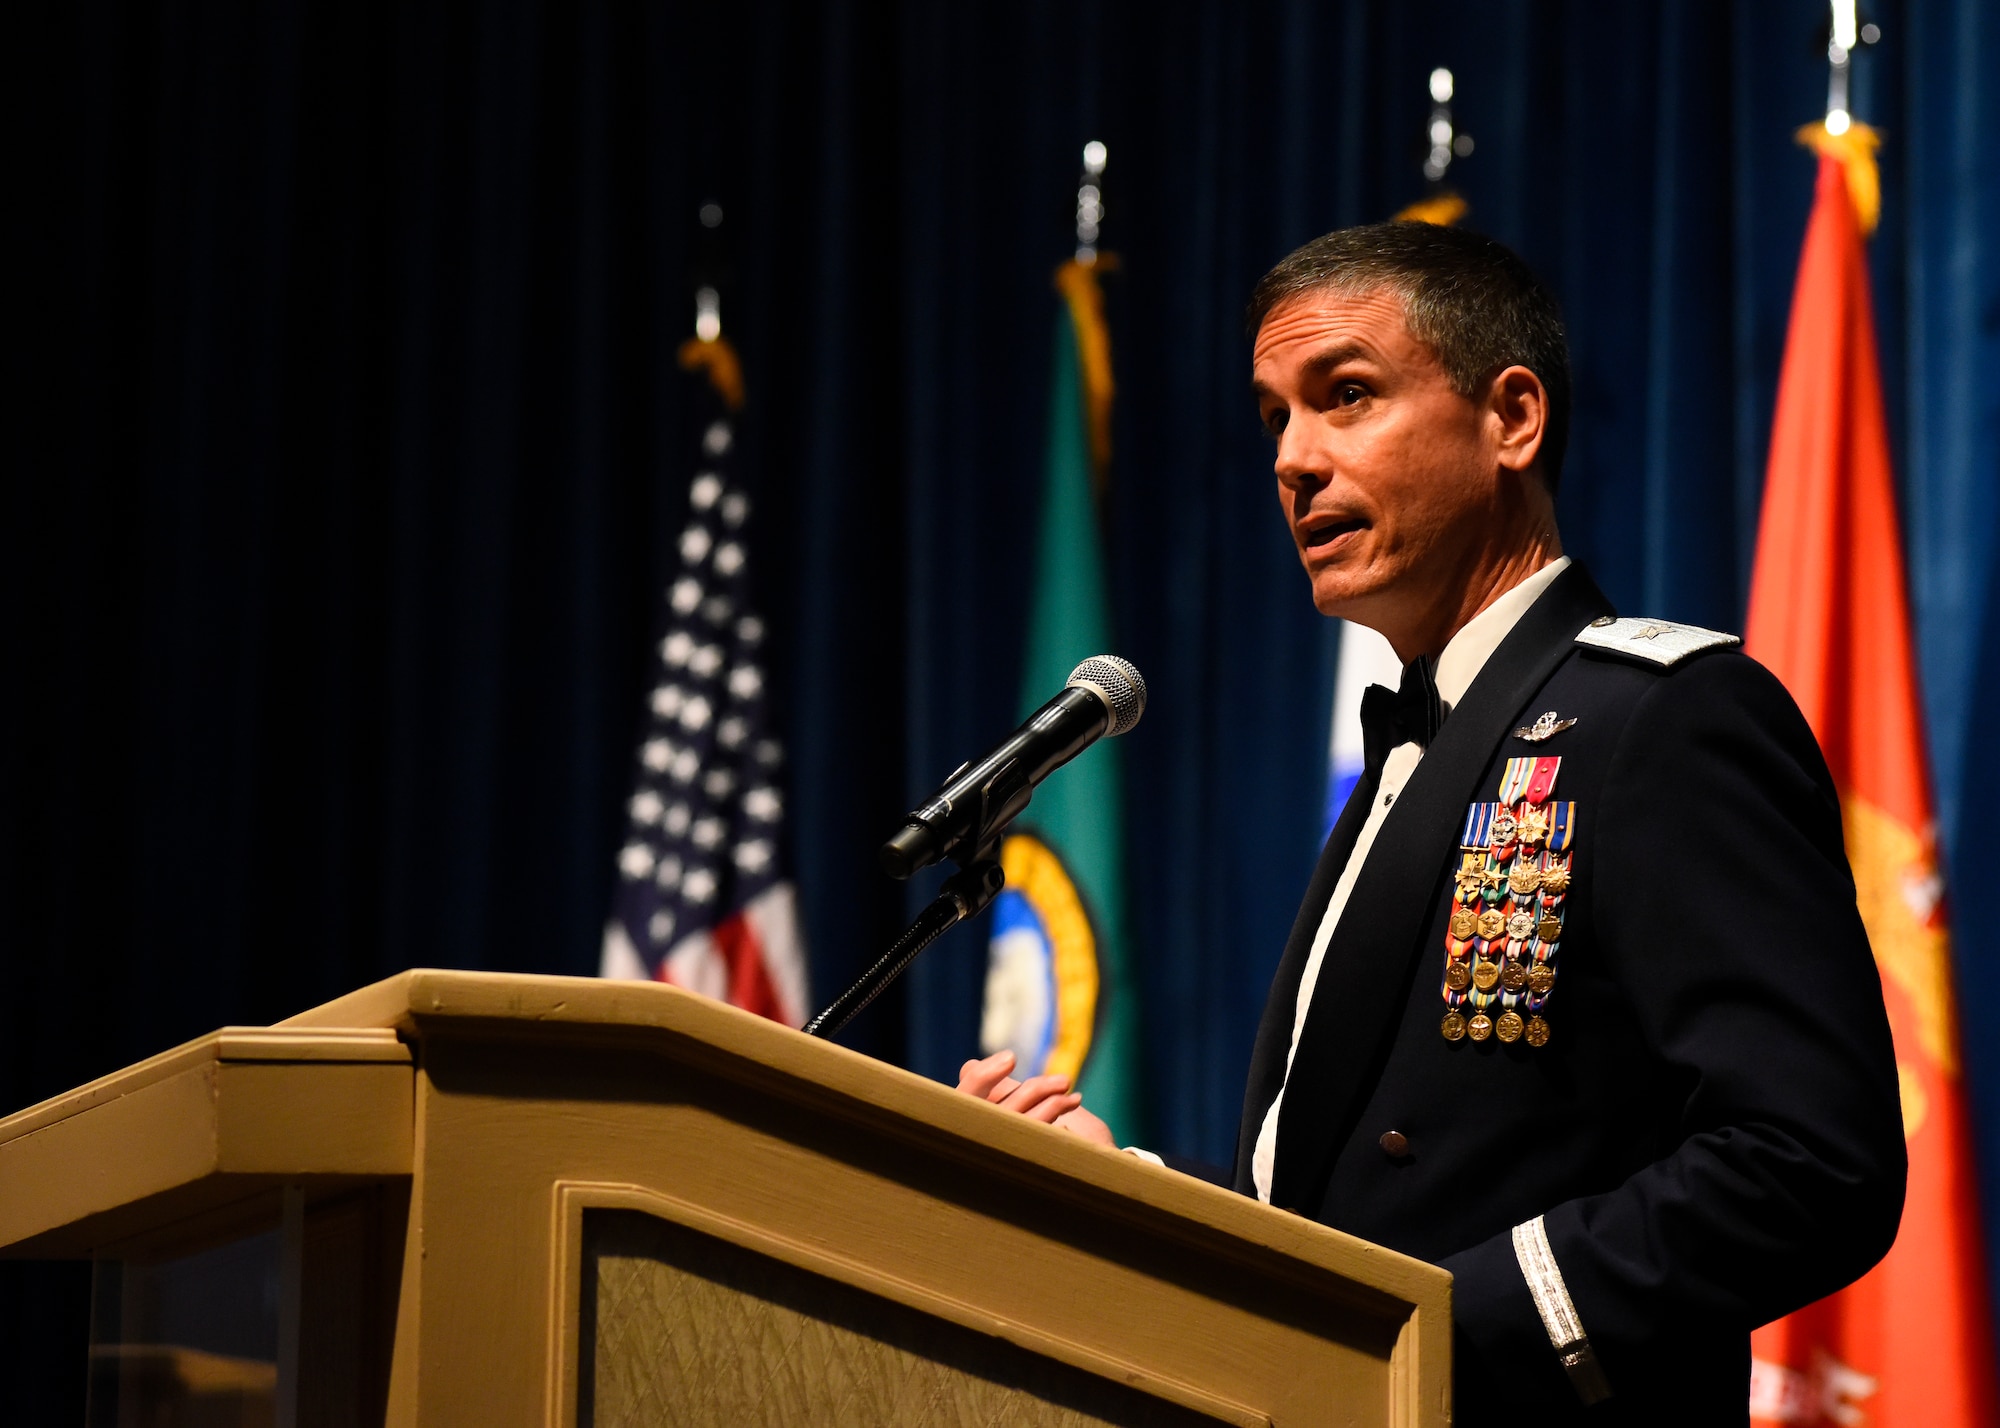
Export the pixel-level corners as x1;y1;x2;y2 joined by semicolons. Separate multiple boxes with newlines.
1745;131;2000;1428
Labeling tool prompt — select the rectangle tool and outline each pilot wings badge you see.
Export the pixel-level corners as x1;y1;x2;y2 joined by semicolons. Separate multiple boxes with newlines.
1513;711;1578;743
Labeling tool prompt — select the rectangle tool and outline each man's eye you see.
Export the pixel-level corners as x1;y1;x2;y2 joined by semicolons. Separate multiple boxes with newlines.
1264;409;1289;437
1335;384;1367;407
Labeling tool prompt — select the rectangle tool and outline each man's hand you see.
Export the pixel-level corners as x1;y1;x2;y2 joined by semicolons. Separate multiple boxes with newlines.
955;1050;1116;1147
956;1049;1076;1121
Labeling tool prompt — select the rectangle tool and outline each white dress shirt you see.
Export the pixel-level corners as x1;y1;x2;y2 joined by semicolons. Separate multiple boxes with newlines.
1247;556;1571;1202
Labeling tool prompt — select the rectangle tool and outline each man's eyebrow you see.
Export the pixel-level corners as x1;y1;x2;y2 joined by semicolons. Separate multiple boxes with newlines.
1298;341;1375;377
1250;340;1381;402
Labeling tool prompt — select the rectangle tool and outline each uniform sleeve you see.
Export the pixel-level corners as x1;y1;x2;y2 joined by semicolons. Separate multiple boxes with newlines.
1440;651;1906;1409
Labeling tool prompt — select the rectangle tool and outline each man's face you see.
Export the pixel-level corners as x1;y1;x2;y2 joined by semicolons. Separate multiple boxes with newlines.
1251;286;1502;624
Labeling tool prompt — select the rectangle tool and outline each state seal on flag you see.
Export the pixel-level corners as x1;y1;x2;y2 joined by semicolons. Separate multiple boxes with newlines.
979;832;1101;1083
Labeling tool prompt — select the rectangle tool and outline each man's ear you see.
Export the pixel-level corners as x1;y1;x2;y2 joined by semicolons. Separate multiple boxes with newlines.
1490;365;1547;476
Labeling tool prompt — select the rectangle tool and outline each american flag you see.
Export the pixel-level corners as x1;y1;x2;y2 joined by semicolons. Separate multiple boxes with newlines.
600;402;808;1026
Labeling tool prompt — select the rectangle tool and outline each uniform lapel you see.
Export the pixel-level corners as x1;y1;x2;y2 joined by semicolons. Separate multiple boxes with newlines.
1268;564;1615;1210
1231;766;1380;1190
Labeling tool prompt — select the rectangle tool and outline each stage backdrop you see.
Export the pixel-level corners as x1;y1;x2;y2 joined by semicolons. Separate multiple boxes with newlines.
6;0;1999;1415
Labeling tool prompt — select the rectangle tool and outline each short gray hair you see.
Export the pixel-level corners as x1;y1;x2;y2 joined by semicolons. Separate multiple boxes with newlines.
1247;223;1573;492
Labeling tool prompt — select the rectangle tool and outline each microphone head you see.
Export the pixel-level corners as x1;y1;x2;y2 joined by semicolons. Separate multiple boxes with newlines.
1066;656;1147;737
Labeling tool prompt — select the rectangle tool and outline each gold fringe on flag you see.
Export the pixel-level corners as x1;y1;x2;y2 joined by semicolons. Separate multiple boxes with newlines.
1394;191;1469;227
678;335;747;411
1054;257;1117;487
1796;120;1881;237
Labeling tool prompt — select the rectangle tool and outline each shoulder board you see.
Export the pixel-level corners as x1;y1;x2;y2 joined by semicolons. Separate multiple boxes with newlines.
1574;616;1740;667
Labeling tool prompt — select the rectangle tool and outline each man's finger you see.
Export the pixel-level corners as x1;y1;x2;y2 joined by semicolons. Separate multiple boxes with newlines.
955;1050;1016;1099
998;1072;1072;1116
1026;1092;1084;1125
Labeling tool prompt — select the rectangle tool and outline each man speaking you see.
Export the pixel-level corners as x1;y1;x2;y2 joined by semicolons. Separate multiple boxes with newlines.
959;223;1906;1423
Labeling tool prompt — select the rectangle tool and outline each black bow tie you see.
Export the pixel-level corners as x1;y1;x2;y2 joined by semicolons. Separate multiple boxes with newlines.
1359;657;1444;782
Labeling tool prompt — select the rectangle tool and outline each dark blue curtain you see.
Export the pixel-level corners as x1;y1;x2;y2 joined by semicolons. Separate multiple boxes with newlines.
7;1;1999;1416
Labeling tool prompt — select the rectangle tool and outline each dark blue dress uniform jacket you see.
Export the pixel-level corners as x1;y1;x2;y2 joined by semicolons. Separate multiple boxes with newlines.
1231;563;1906;1424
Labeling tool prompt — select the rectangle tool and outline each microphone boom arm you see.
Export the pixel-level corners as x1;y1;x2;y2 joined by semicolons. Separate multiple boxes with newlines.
801;858;1004;1040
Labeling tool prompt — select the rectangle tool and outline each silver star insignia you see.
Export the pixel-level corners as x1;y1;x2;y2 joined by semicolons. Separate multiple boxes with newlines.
1513;710;1578;742
1631;623;1672;641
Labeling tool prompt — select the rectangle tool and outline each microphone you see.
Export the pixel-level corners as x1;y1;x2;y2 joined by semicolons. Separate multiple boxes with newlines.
879;655;1146;879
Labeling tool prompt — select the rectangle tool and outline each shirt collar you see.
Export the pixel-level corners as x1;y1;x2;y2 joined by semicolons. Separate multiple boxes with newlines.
1430;556;1572;711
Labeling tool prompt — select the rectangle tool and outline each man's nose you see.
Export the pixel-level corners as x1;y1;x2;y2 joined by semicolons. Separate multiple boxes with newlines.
1272;421;1324;491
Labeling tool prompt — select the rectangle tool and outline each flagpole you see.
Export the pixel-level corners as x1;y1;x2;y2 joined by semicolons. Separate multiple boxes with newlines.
1820;0;1881;138
1421;68;1469;185
1075;139;1106;265
1392;70;1471;228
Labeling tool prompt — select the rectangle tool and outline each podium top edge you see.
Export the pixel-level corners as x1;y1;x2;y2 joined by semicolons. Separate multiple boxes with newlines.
0;1027;409;1147
277;969;728;1034
278;969;952;1115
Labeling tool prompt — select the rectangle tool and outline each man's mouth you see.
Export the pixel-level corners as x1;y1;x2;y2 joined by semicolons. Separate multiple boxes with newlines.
1302;515;1367;550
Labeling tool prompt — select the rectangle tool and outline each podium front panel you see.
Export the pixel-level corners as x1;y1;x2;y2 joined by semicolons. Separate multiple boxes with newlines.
581;1207;1227;1426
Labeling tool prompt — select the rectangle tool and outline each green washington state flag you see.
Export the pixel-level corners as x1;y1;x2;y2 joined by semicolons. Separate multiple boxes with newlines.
978;262;1144;1145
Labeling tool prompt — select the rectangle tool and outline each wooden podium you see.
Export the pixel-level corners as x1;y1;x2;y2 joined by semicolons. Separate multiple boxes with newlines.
0;971;1451;1426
